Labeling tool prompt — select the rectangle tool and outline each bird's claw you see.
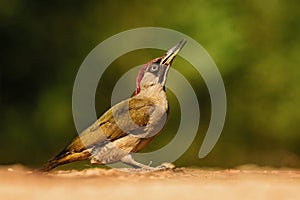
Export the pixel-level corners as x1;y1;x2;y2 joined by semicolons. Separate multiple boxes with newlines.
120;162;175;173
156;162;176;170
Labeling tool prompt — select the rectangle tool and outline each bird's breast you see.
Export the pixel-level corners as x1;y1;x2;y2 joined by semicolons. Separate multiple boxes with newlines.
138;84;168;111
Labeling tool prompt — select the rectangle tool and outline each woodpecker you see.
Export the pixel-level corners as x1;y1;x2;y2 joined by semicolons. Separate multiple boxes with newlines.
41;40;186;171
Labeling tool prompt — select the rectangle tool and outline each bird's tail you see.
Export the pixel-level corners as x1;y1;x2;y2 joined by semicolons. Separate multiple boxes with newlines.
40;150;91;172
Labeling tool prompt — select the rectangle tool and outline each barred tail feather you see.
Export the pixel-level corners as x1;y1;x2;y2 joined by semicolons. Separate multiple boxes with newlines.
40;150;91;172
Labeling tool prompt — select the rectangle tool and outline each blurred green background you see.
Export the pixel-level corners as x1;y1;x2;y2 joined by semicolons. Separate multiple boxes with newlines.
1;0;299;168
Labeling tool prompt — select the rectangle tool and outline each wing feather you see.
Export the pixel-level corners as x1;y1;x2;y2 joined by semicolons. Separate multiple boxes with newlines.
63;98;155;153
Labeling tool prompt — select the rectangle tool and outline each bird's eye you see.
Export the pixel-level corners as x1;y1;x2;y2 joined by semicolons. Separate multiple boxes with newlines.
149;64;159;72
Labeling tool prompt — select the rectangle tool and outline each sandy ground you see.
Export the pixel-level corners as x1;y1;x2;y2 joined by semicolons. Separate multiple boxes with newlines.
0;165;300;200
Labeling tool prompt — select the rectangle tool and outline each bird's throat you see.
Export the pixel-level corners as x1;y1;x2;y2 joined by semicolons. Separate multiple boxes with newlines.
137;84;168;111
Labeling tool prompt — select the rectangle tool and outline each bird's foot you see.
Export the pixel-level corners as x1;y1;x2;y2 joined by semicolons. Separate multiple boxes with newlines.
155;162;176;170
120;154;175;172
120;162;175;173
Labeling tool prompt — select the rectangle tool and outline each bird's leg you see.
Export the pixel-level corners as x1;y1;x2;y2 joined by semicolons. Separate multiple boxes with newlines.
121;154;155;170
120;154;175;172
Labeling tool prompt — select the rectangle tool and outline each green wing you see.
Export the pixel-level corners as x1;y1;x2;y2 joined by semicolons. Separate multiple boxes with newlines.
62;98;155;154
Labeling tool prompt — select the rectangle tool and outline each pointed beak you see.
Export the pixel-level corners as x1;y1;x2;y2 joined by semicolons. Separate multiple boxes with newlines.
160;39;187;66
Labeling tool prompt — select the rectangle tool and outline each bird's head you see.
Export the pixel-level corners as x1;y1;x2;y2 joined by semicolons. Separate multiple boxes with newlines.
135;40;186;95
